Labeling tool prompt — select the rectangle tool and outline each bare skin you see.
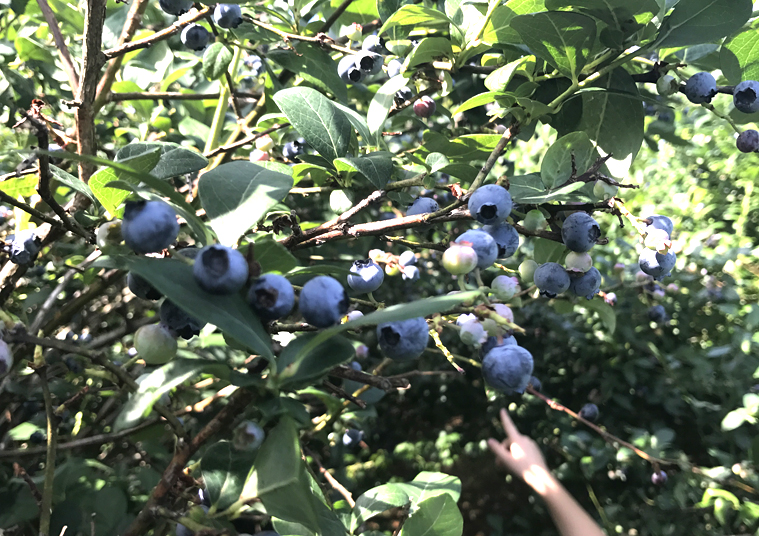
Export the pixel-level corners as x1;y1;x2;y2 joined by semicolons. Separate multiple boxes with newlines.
488;408;606;536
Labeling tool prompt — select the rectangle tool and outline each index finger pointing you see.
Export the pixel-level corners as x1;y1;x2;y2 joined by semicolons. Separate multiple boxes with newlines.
499;408;521;439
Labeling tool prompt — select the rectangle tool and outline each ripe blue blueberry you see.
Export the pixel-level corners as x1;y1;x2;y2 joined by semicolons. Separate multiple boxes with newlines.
569;266;601;300
737;129;759;153
398;250;416;267
651;470;667;485
561;212;600;252
644;214;674;239
394;86;413;106
362;34;385;53
282;138;306;160
479;335;517;359
529;376;541;392
193;244;249;295
233;420;265;450
406;197;439;216
377;317;429;361
639;249;676;280
9;229;41;266
181;24;211;51
160;300;206;339
683;72;717;104
401;265;420;281
338;55;364;84
127;272;162;300
413;96;436;118
387;58;403;78
342;428;364;447
0;340;12;377
121;200;179;254
468;184;512;225
733;80;759;113
534;262;571;298
454;229;497;270
30;430;45;444
579;403;599;422
355;51;383;75
347;259;384;294
648;304;667;323
159;0;193;16
299;276;349;328
482;222;519;258
482;344;533;394
213;4;242;28
248;274;295;321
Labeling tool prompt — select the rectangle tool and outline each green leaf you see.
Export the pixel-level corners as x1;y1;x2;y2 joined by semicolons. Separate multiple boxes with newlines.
50;165;97;205
268;43;348;103
202;43;234;80
405;37;453;69
114;358;217;432
722;409;749;431
116;142;208;180
276;332;356;388
451;91;499;115
351;484;410;532
425;152;449;173
14;36;54;63
422;133;504;162
481;0;545;45
540;132;595;189
581;299;616;334
198;161;293;246
241;417;320;532
508;173;589;204
484;58;527;92
720;29;759;85
0;174;37;197
511;11;597;81
397;472;462;509
332;102;374;145
114;256;273;359
377;0;411;22
273;87;353;161
367;75;411;136
399;494;463;536
560;68;644;165
545;0;662;28
379;5;452;35
656;0;752;49
89;148;162;217
533;237;566;264
254;235;298;274
334;152;394;188
201;441;256;512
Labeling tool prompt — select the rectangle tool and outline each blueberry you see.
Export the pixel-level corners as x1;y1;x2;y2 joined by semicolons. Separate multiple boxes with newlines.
159;0;193;16
644;214;673;239
8;229;41;266
160;300;206;339
413;96;436;118
134;323;178;365
299;276;349;328
468;184;512;225
213;4;242;28
121;200;179;254
565;251;593;273
648;304;667;323
338;55;364;84
193;244;249;295
528;376;541;392
361;34;385;54
401;265;420;281
282;138;306;160
181;24;211;51
342;428;364;448
233;420;265;450
656;75;679;97
639;249;676;280
387;58;403;78
569;267;601;300
733;80;759;113
346;310;363;322
441;243;478;275
482;223;519;258
355;51;383;75
578;403;599;421
534;262;571;298
683;72;717;104
177;246;200;260
456;313;477;326
347;259;384;294
519;259;538;283
349;360;362;370
248;274;295;321
736;129;759;153
491;275;519;300
651;470;668;485
30;430;45;444
479;335;516;358
176;522;194;536
398;250;416;267
482;344;533;394
454;229;497;270
394;86;413;107
127;272;162;300
376;317;429;361
406;197;439;216
561;212;600;253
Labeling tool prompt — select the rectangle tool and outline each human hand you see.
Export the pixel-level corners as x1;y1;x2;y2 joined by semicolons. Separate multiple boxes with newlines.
488;408;558;496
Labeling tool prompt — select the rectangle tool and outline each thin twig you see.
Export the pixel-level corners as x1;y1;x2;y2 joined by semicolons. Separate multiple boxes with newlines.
203;123;290;158
308;447;356;508
107;91;260;102
38;367;57;536
328;365;411;391
36;0;80;93
322;380;367;408
14;462;43;504
318;0;356;34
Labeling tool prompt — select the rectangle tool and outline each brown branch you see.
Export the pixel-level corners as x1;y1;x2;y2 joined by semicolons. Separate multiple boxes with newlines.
328;365;411;391
36;0;80;94
240;15;354;55
107;91;260;102
13;463;43;504
204;123;290;158
322;380;367;409
93;0;150;112
318;0;356;34
308;447;356;508
379;235;446;251
0;189;74;231
102;7;213;59
37;367;57;536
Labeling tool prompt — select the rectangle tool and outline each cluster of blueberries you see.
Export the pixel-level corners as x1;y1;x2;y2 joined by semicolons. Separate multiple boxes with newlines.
658;71;759;153
158;0;242;51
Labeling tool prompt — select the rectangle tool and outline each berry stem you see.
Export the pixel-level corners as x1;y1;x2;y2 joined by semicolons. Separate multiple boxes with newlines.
611;198;648;237
429;329;467;373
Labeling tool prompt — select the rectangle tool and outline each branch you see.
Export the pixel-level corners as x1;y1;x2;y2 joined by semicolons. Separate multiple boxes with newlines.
102;7;213;59
204;123;290;158
106;91;260;102
328;365;411;391
319;0;355;33
36;0;80;94
37;367;57;536
307;447;356;508
240;15;354;55
322;379;367;409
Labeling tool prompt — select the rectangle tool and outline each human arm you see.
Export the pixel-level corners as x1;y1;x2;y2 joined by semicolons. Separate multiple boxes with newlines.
487;408;606;536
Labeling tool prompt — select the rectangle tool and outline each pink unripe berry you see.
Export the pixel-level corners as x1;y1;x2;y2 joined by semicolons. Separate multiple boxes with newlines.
413;96;436;118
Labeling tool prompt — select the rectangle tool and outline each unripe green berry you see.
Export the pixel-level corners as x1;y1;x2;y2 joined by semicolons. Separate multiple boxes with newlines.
442;244;478;275
134;324;178;365
96;220;122;249
593;180;618;200
519;259;538;283
523;209;548;232
656;75;679;97
565;251;592;273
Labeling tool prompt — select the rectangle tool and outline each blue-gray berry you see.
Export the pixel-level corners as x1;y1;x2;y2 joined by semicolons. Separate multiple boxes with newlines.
160;300;206;339
569;266;601;300
248;274;295;321
376;317;429;361
468;184;512;225
121;200;179;254
347;259;384;294
683;72;717;104
644;214;673;238
299;276;349;328
479;335;517;358
387;58;403;78
737;130;759;153
579;403;599;421
213;4;242;28
342;428;364;447
193;244;249;295
338;55;364;84
362;35;385;54
648;304;667;323
733;80;759;113
534;262;571;297
181;24;211;51
639;249;676;281
355;51;383;75
398;250;416;267
482;344;533;394
454;229;497;270
406;197;439;216
482;223;519;258
561;212;600;253
9;229;41;266
159;0;193;15
128;272;162;300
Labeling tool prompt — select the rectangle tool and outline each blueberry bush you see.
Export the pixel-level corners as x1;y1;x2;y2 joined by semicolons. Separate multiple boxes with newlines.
0;0;758;535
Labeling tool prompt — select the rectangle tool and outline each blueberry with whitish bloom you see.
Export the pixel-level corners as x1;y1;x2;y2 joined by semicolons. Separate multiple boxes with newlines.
683;72;717;104
233;421;265;450
468;184;512;225
733;80;759;113
376;317;429;360
338;55;364;84
534;262;570;298
347;259;384;294
213;4;243;28
639;249;676;281
648;304;667;323
479;335;517;359
737;130;759;153
578;403;599;421
181;24;211;51
355;51;383;75
362;34;385;53
394;86;413;106
459;319;488;348
8;229;41;266
159;0;193;16
569;267;601;300
299;276;349;328
401;265;420;281
128;272;162;300
160;300;206;339
561;212;600;253
406;197;438;216
644;214;674;239
387;58;403;78
454;229;498;270
482;344;533;394
248;274;295;321
399;250;416;267
121;200;179;254
483;223;519;259
342;428;364;448
193;244;249;295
